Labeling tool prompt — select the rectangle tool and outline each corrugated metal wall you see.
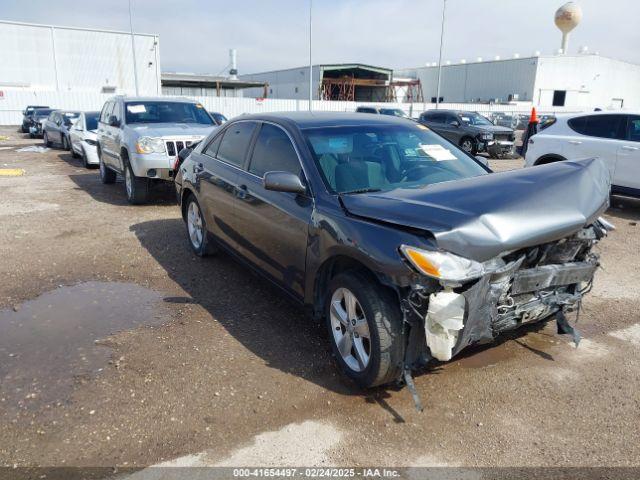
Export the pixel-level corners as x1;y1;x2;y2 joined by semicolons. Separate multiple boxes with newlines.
0;90;582;126
0;21;160;95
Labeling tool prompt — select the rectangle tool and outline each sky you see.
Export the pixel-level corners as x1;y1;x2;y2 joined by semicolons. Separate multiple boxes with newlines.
3;0;640;75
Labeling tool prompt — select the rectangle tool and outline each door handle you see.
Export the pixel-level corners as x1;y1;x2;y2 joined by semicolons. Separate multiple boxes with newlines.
568;140;582;145
621;145;639;151
194;162;204;173
236;184;247;200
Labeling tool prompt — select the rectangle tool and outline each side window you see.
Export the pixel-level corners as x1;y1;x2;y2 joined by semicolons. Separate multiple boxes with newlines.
112;102;121;123
216;122;257;167
445;114;458;124
626;115;640;142
568;115;625;140
431;113;446;123
100;102;113;123
248;124;301;178
203;132;223;157
48;112;55;122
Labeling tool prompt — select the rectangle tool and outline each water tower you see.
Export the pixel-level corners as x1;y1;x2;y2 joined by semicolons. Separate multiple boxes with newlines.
555;2;582;54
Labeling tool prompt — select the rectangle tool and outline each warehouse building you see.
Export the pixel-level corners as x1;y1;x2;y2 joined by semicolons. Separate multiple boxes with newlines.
240;64;395;102
0;20;161;95
396;53;640;109
161;72;267;98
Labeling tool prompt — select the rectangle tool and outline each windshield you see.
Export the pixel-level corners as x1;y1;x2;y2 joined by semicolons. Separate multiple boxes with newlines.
85;113;99;131
62;112;80;125
379;108;409;118
459;112;493;126
34;109;53;117
124;101;214;125
304;123;487;194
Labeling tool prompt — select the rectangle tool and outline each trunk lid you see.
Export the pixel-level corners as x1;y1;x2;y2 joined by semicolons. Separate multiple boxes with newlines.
339;158;610;262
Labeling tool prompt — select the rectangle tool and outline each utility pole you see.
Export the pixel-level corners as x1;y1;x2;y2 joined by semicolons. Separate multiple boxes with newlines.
308;0;313;110
435;0;447;108
128;0;140;96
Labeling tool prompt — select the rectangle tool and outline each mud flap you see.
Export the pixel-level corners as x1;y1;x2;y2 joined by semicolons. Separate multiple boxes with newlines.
556;310;581;347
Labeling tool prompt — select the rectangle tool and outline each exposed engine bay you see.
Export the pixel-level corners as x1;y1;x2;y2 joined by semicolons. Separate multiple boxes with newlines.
404;219;612;364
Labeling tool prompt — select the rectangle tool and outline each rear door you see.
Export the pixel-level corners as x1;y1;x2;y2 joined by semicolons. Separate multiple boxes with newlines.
231;122;312;298
563;114;627;180
613;115;640;191
196;121;257;250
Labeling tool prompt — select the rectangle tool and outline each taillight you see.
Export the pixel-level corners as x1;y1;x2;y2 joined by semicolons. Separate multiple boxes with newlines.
173;155;180;172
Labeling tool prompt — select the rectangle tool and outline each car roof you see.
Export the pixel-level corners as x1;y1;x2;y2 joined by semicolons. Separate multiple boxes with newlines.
231;111;415;128
111;96;200;104
554;110;640;120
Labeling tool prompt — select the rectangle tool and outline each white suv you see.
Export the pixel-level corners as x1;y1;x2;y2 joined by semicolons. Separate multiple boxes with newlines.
525;111;640;197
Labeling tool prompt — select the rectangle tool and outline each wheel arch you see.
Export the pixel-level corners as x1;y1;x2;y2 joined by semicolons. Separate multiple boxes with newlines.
311;254;398;320
534;154;566;165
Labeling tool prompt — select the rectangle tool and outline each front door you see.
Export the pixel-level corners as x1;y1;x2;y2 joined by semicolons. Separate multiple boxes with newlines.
232;122;312;298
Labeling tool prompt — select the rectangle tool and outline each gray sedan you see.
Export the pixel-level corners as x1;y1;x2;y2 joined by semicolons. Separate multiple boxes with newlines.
43;110;81;150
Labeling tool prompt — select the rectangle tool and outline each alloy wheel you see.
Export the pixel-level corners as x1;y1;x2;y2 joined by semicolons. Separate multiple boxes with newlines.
461;139;473;153
187;201;204;249
329;287;371;372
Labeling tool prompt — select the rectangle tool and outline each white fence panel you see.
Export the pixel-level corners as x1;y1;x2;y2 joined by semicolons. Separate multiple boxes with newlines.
0;89;592;126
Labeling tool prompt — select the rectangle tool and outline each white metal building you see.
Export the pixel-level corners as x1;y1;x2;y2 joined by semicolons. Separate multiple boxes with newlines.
240;64;393;102
0;20;161;95
396;54;640;110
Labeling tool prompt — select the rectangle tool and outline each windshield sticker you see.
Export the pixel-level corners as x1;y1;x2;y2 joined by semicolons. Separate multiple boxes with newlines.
416;124;429;130
127;105;146;114
419;144;457;161
328;137;351;151
460;116;471;122
196;103;204;109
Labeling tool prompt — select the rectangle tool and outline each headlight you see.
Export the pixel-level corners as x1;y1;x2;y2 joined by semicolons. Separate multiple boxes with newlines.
400;245;484;283
480;133;494;141
135;136;166;154
85;139;97;146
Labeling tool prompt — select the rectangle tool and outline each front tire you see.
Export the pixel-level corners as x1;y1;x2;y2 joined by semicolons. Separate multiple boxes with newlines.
459;137;476;155
123;157;149;205
325;272;404;388
185;195;217;256
62;135;70;151
43;132;51;147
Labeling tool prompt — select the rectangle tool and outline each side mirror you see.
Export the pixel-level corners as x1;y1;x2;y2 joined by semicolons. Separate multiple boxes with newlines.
108;115;120;127
450;120;460;127
263;171;306;195
475;155;489;167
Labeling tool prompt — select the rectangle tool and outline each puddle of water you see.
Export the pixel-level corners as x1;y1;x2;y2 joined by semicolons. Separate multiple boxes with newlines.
452;342;517;369
0;282;164;413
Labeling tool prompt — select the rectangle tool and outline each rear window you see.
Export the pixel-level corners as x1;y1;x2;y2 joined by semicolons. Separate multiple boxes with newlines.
216;122;257;167
568;114;626;140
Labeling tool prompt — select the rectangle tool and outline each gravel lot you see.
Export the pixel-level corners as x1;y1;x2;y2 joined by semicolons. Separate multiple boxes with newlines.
0;126;639;471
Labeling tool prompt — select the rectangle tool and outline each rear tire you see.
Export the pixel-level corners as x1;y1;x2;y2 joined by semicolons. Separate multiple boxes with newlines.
123;155;149;205
184;194;217;256
325;272;404;388
62;135;71;151
98;149;116;184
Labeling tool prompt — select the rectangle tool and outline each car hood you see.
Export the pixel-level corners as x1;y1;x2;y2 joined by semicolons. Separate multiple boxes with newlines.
476;124;514;135
339;158;610;262
128;123;216;138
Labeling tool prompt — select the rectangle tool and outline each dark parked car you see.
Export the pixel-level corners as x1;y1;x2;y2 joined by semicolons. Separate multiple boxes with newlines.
419;109;515;158
175;112;611;389
26;108;54;138
356;106;410;119
43;110;81;150
21;105;49;133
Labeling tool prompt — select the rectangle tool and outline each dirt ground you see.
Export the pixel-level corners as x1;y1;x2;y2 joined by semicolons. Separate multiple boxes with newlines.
0;126;639;473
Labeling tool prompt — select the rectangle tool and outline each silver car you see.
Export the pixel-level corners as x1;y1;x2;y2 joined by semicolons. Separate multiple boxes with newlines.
96;96;217;204
69;111;100;168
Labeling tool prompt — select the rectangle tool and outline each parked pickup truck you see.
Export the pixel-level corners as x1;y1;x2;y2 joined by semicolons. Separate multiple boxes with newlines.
97;96;217;204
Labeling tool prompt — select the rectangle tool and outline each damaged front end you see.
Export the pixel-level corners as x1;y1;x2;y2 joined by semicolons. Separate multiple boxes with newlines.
403;218;613;366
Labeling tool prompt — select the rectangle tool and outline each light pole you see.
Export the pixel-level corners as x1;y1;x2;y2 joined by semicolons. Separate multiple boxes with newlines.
435;0;447;109
308;0;313;110
128;0;140;96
